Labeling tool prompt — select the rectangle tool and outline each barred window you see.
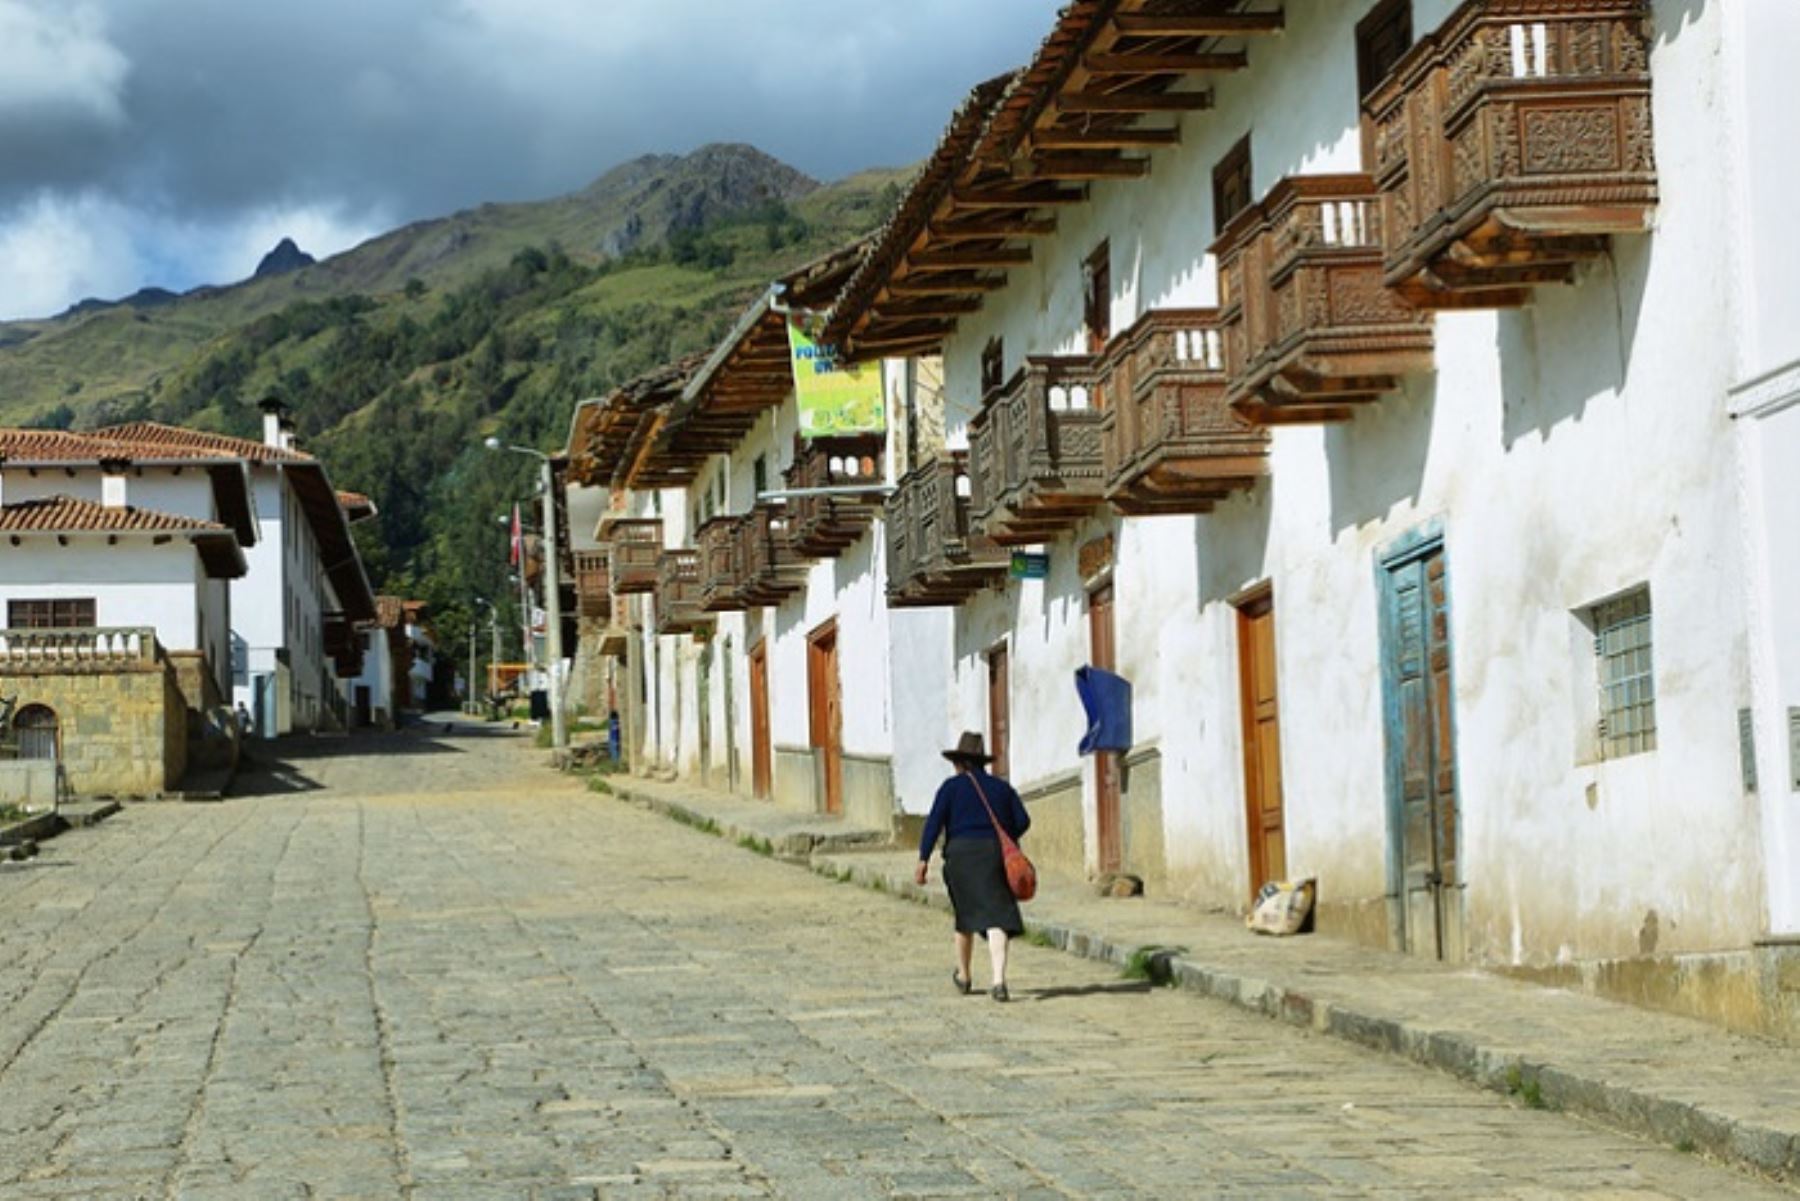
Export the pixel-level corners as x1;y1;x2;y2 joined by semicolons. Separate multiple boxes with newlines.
1594;587;1655;758
7;598;96;629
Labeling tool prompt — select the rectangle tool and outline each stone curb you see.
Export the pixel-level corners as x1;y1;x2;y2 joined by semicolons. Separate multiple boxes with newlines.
806;854;1800;1186
0;800;121;850
607;779;892;859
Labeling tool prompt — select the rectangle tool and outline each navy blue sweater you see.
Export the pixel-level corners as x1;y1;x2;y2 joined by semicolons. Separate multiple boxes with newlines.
918;770;1031;858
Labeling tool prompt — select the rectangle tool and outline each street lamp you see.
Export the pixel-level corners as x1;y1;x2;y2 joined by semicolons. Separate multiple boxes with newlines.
486;436;568;750
469;597;490;714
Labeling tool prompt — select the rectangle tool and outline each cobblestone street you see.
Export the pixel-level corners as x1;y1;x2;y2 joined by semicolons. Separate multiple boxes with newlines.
0;724;1788;1199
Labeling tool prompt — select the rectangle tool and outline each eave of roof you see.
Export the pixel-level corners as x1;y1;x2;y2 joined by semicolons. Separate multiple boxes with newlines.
0;496;248;578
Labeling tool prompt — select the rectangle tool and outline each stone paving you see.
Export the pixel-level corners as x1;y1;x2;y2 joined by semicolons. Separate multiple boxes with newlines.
0;722;1790;1199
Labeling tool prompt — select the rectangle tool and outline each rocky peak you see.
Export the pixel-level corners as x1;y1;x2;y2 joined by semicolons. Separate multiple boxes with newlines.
254;237;316;279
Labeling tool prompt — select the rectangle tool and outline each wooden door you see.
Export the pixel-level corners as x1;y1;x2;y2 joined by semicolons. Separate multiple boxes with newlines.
808;623;843;816
1237;590;1287;896
748;640;772;800
1382;542;1463;961
1089;584;1123;874
986;643;1010;779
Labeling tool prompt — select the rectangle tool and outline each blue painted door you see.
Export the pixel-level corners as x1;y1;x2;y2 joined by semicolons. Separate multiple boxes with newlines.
1381;541;1464;961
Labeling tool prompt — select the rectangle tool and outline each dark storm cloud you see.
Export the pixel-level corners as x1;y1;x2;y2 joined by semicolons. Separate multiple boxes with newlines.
0;0;1061;223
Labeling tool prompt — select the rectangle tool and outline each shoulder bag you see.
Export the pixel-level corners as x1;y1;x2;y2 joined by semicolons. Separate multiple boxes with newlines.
968;774;1037;902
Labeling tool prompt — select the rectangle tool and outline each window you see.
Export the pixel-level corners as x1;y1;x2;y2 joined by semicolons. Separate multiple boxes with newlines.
1083;241;1111;353
1593;587;1656;758
1356;0;1413;101
752;455;768;498
1212;134;1254;235
14;705;58;761
7;599;96;629
980;338;1006;399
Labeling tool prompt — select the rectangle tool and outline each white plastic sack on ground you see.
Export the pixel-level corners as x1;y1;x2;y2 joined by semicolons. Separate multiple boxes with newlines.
1246;877;1316;936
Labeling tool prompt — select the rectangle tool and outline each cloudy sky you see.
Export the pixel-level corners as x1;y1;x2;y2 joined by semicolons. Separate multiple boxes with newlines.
0;0;1060;322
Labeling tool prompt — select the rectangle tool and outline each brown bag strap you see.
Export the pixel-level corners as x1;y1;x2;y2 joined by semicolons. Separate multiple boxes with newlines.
967;773;1015;849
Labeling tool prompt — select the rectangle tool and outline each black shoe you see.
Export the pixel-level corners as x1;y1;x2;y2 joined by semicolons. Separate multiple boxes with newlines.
951;970;972;995
990;983;1009;1003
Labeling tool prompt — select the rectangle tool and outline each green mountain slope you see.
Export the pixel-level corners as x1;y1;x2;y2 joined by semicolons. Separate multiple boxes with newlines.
0;144;854;427
0;146;903;675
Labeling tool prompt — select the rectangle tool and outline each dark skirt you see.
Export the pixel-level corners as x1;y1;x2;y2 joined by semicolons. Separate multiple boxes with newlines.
943;837;1024;938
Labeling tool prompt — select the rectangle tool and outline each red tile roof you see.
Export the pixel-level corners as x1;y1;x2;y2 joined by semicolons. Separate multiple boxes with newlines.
0;495;230;533
375;596;406;629
91;421;314;463
0;427;236;464
337;490;378;521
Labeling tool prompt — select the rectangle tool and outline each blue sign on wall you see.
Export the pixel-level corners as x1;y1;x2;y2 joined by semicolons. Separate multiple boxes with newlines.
1010;552;1050;580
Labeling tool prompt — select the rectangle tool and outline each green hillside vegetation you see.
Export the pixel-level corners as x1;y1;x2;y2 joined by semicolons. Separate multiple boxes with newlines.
59;157;903;675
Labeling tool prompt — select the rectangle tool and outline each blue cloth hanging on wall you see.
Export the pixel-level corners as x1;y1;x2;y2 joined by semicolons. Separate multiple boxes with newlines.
1075;665;1133;755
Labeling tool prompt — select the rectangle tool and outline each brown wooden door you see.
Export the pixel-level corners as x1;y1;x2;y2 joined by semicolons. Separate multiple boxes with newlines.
748;640;772;800
1384;544;1463;961
986;643;1010;779
1089;584;1123;874
1237;590;1287;896
808;623;843;816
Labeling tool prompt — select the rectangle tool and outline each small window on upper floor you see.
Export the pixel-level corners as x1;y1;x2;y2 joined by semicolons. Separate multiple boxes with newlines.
1082;241;1111;353
1356;0;1414;102
980;338;1006;400
1212;134;1254;236
752;455;768;498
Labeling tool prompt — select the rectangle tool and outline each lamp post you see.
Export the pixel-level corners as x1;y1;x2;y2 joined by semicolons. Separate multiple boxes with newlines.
487;437;567;750
469;597;490;714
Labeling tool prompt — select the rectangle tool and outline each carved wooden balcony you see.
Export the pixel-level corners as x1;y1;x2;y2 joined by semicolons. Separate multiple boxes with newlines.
696;516;748;613
738;503;808;606
323;613;365;678
1100;309;1271;515
886;452;1009;608
967;358;1108;545
605;518;663;594
784;434;887;557
572;550;612;621
653;550;709;636
1367;0;1656;308
1213;174;1435;424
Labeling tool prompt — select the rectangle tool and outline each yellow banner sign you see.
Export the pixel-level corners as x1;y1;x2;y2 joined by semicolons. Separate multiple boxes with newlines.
788;319;886;438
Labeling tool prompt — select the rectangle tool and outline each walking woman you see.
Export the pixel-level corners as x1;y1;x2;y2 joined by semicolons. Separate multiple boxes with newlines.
914;732;1031;1001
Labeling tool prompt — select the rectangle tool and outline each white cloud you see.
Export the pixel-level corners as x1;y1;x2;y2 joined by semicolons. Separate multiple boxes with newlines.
0;0;129;123
0;192;386;321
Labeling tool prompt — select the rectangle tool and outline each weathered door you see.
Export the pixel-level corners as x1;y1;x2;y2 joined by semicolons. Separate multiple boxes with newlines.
697;641;713;787
1236;590;1287;896
748;640;772;800
987;643;1010;778
808;623;843;816
1089;583;1123;874
1381;540;1464;961
14;706;57;761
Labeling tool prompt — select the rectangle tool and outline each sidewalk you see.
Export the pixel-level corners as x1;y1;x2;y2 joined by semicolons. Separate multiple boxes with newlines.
598;771;1800;1186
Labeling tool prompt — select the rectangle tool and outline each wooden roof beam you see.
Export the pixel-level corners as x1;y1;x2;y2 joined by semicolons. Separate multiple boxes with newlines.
933;216;1059;240
1084;50;1250;74
908;247;1033;269
1033;126;1180;150
1112;11;1285;37
1059;90;1214;113
870;297;985;320
951;185;1088;209
1023;155;1150;181
887;274;1009;297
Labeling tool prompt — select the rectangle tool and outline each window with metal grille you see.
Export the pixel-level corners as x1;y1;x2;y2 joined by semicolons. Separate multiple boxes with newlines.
1593;587;1655;758
1212;134;1254;236
6;598;96;629
981;338;1006;399
1083;241;1111;353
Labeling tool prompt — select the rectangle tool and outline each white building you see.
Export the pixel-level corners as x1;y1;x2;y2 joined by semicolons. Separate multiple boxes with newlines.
91;408;378;737
817;0;1793;1036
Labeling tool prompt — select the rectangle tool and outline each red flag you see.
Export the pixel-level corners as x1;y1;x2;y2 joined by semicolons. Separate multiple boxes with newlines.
508;503;523;567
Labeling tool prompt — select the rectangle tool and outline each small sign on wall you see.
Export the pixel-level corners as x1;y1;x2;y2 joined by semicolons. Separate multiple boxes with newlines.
1010;552;1049;581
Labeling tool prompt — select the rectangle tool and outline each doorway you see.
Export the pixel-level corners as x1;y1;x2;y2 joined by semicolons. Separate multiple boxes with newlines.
14;705;58;761
1379;535;1464;962
748;639;772;800
1088;583;1123;874
986;642;1011;779
1236;587;1287;897
807;622;843;816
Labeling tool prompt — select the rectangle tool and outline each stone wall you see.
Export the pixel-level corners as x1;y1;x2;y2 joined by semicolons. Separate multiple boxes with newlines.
0;663;187;797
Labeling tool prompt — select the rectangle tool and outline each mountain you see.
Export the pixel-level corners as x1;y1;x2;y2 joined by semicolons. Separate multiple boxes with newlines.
0;143;907;663
254;238;316;278
0;144;862;427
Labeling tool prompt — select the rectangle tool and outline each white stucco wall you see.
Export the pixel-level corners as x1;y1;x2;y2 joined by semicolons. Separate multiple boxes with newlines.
231;466;334;733
0;540;207;652
929;0;1759;963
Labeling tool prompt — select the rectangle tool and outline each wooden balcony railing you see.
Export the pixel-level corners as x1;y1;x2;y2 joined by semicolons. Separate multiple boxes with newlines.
738;503;808;606
967;357;1108;545
696;516;748;613
1366;0;1656;307
653;550;708;636
784;434;887;557
1100;309;1271;515
605;519;663;594
886;452;1009;608
0;627;161;674
1213;174;1435;424
323;613;366;678
573;550;612;620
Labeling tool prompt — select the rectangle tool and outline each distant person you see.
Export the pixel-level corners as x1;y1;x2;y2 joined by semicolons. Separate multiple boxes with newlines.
234;702;252;736
914;732;1030;1002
